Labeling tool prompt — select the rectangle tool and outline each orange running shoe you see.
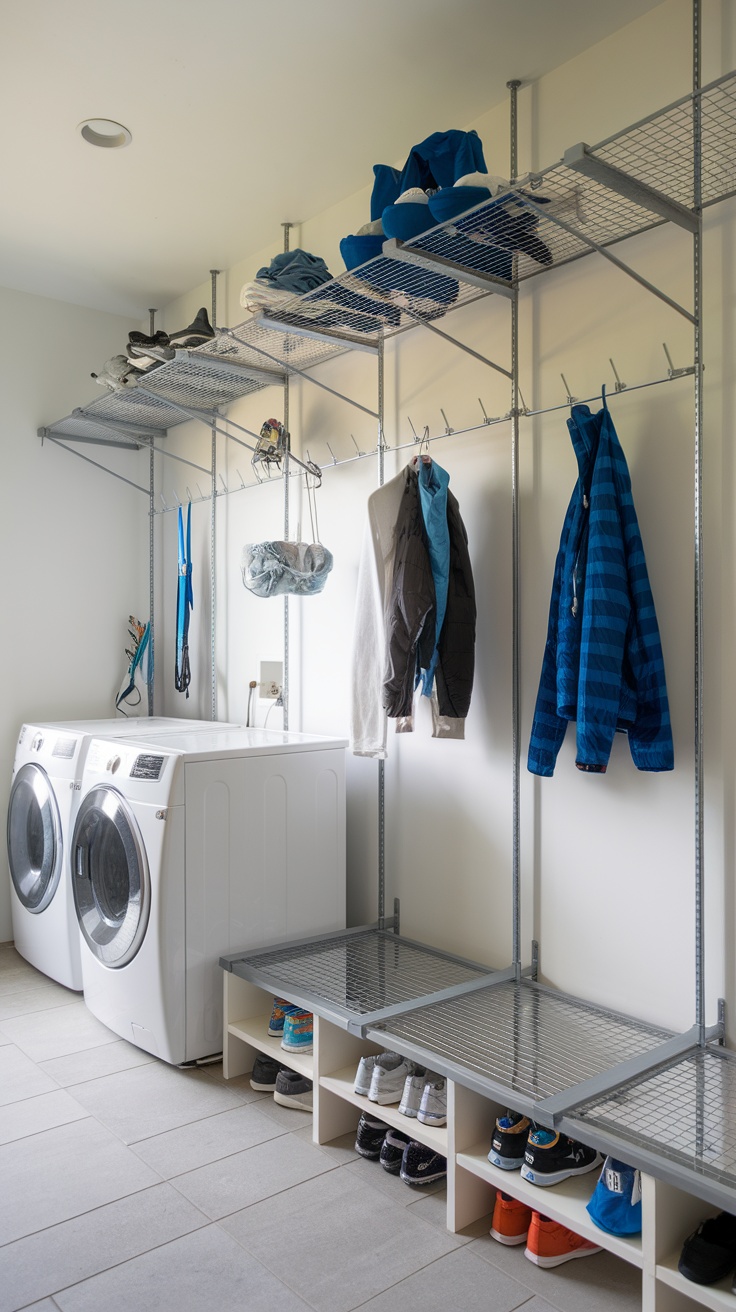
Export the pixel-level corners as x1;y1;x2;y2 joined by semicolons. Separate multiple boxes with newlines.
525;1212;602;1267
490;1191;533;1246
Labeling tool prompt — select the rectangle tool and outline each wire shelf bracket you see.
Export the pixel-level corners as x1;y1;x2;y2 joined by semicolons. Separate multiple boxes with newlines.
563;142;700;232
383;237;515;299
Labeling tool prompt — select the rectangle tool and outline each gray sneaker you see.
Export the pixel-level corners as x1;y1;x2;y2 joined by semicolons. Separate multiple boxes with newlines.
369;1055;417;1106
398;1068;427;1118
354;1052;396;1097
273;1069;313;1111
417;1076;447;1126
91;354;137;390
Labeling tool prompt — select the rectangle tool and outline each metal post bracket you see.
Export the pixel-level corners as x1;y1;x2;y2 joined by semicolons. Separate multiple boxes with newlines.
564;142;699;233
383;238;515;299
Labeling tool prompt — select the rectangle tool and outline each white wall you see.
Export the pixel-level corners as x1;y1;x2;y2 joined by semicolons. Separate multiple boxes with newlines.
0;286;148;939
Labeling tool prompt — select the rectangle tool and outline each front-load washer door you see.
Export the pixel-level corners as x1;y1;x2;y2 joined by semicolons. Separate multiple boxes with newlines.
71;787;150;968
7;763;62;913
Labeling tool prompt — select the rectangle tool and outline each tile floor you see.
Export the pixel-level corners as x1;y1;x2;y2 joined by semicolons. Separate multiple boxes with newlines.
0;943;642;1312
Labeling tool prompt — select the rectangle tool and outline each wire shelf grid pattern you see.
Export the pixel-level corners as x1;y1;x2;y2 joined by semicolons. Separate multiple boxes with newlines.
373;979;673;1104
200;319;350;375
226;928;490;1018
134;354;268;411
573;1047;736;1192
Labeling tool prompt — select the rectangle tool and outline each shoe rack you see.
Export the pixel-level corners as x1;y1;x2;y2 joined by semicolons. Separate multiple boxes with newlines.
224;971;736;1311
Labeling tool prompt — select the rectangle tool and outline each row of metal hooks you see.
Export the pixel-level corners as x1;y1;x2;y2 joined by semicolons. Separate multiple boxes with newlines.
151;343;694;515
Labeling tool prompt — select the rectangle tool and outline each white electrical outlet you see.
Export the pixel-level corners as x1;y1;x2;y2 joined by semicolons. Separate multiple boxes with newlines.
259;661;283;699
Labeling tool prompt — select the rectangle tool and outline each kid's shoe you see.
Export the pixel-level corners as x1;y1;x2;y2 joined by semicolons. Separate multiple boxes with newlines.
273;1069;313;1111
488;1111;531;1169
369;1055;416;1106
249;1053;283;1091
417;1076;447;1126
398;1069;427;1118
490;1192;533;1246
281;1009;313;1053
267;998;295;1037
525;1213;602;1267
379;1129;412;1174
354;1052;395;1097
678;1212;736;1285
399;1141;447;1186
521;1130;603;1187
355;1111;389;1159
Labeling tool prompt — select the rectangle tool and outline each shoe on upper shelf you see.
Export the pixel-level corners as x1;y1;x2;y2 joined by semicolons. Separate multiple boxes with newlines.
273;1069;313;1111
488;1111;531;1170
678;1212;736;1285
399;1141;447;1186
168;306;215;348
280;1008;313;1054
490;1192;533;1246
521;1129;603;1187
368;1054;417;1106
91;354;138;390
398;1068;428;1118
417;1076;447;1126
379;1129;411;1174
354;1052;397;1097
267;997;295;1038
525;1213;602;1267
355;1111;389;1159
249;1053;284;1092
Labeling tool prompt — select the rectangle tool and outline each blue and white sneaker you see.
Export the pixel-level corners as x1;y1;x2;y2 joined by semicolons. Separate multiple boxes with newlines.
521;1129;602;1187
488;1112;531;1169
281;1009;314;1053
267;997;295;1038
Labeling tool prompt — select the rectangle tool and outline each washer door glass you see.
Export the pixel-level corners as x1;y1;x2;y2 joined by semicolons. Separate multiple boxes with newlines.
72;787;150;968
7;763;62;913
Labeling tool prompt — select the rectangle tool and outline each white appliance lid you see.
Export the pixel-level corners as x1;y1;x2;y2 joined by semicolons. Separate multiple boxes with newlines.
87;727;347;761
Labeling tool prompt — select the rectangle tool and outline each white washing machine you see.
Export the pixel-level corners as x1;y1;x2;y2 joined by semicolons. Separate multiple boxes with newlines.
71;727;346;1064
6;718;235;990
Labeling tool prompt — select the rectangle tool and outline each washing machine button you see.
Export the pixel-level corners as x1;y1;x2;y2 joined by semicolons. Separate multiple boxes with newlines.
107;756;121;774
32;734;43;752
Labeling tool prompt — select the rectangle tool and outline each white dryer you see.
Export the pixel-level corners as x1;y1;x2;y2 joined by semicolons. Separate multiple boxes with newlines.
71;727;346;1064
6;718;234;990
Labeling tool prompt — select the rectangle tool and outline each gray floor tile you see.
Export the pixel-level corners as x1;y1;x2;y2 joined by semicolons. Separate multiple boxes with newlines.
0;1043;59;1106
357;1246;537;1311
0;1089;89;1144
0;1116;160;1246
0;1001;118;1062
52;1223;312;1312
171;1128;338;1220
39;1038;157;1087
15;1302;60;1311
0;1183;208;1312
222;1166;463;1312
68;1058;246;1144
198;1062;270;1102
131;1101;287;1177
292;1126;361;1165
470;1232;642;1312
255;1094;316;1131
405;1187;468;1236
0;977;79;1021
345;1153;447;1207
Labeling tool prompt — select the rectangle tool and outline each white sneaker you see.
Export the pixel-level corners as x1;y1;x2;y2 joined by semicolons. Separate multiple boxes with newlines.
398;1069;427;1118
354;1052;395;1097
417;1076;447;1126
369;1055;416;1105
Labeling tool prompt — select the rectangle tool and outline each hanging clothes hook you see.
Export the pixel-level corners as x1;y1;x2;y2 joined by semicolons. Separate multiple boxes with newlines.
173;490;182;508
561;373;577;405
440;408;453;436
407;416;420;442
326;441;338;466
185;487;192;502
351;434;365;457
478;397;491;424
159;493;169;511
518;388;530;415
609;357;627;392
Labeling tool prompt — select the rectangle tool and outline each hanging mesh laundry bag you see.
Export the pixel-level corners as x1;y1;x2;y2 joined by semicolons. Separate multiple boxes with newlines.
241;542;333;597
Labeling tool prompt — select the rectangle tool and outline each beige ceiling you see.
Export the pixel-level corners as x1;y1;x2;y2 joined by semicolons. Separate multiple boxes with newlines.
0;0;664;318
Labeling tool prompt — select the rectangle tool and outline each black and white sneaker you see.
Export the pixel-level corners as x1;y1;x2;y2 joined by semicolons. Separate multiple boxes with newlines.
400;1141;447;1186
355;1111;389;1159
249;1053;283;1091
169;307;215;348
273;1069;313;1111
488;1111;531;1170
379;1129;411;1174
521;1129;603;1187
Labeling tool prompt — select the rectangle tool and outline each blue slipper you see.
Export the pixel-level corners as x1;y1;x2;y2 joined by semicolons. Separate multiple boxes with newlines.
381;202;436;242
427;185;492;225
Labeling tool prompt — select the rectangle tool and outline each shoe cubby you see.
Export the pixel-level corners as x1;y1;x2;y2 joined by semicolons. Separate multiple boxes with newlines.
222;972;314;1083
651;1180;736;1311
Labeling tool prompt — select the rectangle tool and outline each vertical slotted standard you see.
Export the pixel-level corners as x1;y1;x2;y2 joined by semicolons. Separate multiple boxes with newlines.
508;79;522;974
692;0;705;1046
282;223;291;730
377;338;386;929
210;270;220;720
148;447;155;716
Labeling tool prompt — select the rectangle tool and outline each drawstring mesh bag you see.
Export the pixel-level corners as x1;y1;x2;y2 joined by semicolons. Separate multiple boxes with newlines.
241;541;333;597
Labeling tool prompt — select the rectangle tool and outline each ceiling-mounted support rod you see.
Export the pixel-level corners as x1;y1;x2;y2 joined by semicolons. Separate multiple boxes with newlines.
383;237;515;299
563;143;699;232
510;187;696;323
692;0;705;1045
44;435;149;495
148;448;155;716
377;336;386;931
508;78;522;979
399;302;513;379
282;222;292;731
148;308;157;336
226;329;379;419
256;313;380;355
210;270;220;330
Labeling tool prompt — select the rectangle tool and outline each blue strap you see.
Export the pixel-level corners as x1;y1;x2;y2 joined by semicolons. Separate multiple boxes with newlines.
175;504;193;696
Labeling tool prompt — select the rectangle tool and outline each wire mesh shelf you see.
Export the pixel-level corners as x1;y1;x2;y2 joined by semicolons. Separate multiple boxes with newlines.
566;1046;736;1210
364;978;675;1120
221;926;500;1031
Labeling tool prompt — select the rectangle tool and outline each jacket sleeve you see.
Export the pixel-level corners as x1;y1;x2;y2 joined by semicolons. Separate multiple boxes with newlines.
527;537;572;776
350;509;389;758
434;494;476;730
383;481;435;720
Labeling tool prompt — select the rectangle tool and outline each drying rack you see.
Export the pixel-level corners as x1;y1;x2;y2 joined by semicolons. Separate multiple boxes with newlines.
42;3;736;1213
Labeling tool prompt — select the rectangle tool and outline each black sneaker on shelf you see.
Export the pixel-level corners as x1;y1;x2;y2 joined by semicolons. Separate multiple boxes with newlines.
521;1129;603;1187
249;1054;283;1092
273;1069;313;1111
678;1213;736;1285
488;1111;531;1169
355;1111;389;1159
168;306;215;348
379;1129;411;1174
128;329;170;350
399;1141;447;1186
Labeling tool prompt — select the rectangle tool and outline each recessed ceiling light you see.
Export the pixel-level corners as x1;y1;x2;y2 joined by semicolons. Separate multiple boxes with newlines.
78;119;132;149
